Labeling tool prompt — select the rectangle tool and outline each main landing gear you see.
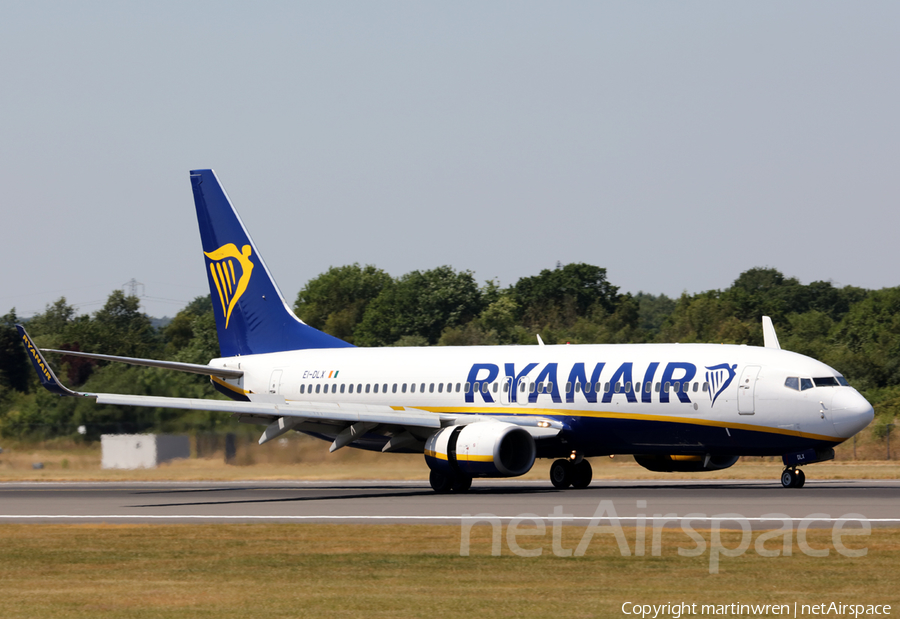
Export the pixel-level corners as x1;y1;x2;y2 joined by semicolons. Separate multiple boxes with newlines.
429;469;473;494
781;467;806;488
550;458;593;489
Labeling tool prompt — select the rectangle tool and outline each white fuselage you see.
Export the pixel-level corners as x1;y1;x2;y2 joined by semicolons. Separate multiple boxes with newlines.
210;342;873;457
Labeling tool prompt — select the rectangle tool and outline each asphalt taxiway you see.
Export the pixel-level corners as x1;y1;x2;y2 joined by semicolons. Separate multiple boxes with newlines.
0;479;898;528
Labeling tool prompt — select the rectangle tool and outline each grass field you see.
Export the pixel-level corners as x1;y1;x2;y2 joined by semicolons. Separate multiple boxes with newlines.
0;524;896;618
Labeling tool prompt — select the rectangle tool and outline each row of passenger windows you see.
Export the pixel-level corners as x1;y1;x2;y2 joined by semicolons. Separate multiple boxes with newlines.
784;376;848;391
298;380;712;395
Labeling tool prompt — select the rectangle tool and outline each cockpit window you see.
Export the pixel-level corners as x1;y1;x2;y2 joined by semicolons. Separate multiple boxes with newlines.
813;377;840;387
800;378;813;391
837;376;849;386
784;377;799;391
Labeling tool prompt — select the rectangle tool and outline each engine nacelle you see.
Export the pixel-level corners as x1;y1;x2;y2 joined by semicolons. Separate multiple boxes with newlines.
425;422;536;478
634;454;739;473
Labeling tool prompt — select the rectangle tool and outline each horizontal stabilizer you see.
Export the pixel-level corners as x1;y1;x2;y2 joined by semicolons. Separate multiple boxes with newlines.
41;349;243;379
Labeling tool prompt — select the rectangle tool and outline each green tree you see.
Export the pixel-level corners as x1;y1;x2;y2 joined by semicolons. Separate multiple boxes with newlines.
0;309;29;392
355;266;484;346
513;263;619;328
294;264;393;343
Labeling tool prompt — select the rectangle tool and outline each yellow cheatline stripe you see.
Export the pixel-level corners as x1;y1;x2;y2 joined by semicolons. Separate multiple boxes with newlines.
417;406;841;443
457;454;494;462
209;263;226;315
424;449;494;464
211;376;249;395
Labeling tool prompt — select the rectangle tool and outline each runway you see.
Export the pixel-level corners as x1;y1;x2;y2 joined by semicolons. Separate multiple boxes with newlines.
1;479;898;528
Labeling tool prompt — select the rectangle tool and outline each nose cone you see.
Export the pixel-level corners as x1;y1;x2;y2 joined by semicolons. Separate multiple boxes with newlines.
831;389;875;439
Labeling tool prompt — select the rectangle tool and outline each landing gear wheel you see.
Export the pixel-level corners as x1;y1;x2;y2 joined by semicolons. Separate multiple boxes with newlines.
781;469;795;488
430;469;455;494
570;459;593;489
452;474;473;493
550;459;573;489
781;468;805;488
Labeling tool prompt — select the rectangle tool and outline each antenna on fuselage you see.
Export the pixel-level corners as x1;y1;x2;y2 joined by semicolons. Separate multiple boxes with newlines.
762;316;781;350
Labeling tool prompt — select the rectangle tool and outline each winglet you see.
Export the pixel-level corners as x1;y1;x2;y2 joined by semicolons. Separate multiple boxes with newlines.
762;316;781;350
16;325;84;397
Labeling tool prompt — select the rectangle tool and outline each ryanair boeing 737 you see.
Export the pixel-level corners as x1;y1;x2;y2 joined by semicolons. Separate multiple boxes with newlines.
18;170;874;492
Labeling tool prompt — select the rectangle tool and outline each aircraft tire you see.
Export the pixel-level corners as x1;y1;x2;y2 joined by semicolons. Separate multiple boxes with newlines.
795;469;806;488
570;460;593;489
781;469;797;488
550;459;572;489
430;469;455;494
452;474;473;493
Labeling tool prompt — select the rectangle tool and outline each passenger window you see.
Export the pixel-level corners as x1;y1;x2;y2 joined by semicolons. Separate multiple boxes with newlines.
529;382;535;393
574;382;581;393
438;383;443;393
430;383;434;393
357;384;362;393
614;383;621;393
410;383;416;393
673;382;680;393
392;384;398;393
645;382;651;393
692;382;698;393
634;382;641;393
383;384;388;393
332;384;337;394
655;382;661;392
548;383;554;392
341;384;346;394
300;385;305;394
464;382;471;393
420;383;425;392
702;382;709;392
519;382;526;392
800;378;813;391
402;384;408;393
482;383;489;393
566;382;572;394
625;381;632;393
663;382;670;393
456;383;461;392
784;377;799;391
604;382;610;393
492;383;498;393
366;384;371;393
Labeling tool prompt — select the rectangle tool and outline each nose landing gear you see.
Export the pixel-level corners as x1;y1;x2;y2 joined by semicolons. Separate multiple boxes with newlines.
780;467;806;488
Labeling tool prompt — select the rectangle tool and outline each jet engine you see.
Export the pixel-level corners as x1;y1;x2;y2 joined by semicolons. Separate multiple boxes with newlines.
424;422;536;477
634;454;739;473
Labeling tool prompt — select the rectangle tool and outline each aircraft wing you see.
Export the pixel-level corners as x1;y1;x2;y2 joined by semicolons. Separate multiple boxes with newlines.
17;324;561;448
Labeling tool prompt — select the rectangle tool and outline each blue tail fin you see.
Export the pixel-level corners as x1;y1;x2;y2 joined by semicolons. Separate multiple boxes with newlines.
189;169;353;356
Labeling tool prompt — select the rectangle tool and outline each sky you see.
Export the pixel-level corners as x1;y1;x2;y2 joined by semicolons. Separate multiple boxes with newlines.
2;2;898;320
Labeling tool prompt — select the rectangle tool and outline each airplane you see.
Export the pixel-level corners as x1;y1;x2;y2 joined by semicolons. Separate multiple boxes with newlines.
18;169;874;492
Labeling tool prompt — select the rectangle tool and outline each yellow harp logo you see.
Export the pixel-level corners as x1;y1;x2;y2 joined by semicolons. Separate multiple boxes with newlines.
204;243;254;329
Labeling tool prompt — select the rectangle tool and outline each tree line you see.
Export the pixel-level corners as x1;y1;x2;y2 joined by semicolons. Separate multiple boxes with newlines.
1;264;898;440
